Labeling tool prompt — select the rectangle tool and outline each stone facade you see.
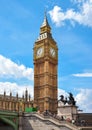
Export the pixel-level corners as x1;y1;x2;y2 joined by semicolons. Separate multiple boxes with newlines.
0;89;33;112
58;101;78;121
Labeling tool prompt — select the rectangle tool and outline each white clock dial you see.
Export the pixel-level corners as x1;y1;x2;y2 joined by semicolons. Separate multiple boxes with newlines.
50;48;56;57
37;47;43;57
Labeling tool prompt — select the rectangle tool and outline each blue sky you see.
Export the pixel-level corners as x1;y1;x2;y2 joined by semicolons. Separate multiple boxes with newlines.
0;0;92;112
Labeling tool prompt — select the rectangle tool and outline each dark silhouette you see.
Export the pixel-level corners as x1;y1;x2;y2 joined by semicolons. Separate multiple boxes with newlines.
59;92;76;106
68;92;76;106
59;95;67;105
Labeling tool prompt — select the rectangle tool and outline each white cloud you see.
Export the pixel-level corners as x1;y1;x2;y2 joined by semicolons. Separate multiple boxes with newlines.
0;55;33;80
75;88;92;112
49;0;92;27
0;82;33;98
58;88;68;99
49;6;65;26
72;72;92;77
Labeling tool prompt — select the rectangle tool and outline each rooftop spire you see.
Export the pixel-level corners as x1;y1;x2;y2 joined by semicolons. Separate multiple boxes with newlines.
36;11;52;41
40;11;51;36
41;11;50;28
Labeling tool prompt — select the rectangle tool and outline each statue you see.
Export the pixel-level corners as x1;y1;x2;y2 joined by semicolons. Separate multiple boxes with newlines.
68;92;76;106
59;95;67;105
59;92;76;106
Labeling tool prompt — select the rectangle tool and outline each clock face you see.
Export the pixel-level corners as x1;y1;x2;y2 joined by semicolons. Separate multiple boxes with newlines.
50;48;56;57
36;47;43;57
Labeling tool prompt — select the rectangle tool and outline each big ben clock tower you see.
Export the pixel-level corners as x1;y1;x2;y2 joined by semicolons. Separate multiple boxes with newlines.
33;13;58;113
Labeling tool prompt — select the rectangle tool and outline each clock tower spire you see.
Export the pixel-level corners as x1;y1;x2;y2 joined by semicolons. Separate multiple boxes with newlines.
40;11;51;34
33;13;58;114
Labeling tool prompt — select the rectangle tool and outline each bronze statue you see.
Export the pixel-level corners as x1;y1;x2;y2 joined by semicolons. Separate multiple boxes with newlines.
59;92;76;106
68;92;76;105
59;95;67;105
